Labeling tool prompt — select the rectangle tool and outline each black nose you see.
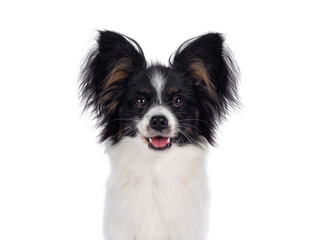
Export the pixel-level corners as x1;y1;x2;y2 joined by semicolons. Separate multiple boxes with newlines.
150;115;168;131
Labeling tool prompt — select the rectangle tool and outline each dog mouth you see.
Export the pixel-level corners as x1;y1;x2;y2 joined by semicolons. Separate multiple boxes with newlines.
144;136;172;151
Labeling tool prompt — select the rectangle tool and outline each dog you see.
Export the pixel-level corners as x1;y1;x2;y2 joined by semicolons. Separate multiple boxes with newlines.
79;30;239;240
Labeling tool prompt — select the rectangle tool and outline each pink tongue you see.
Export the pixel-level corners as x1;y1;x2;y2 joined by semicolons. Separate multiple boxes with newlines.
151;137;168;148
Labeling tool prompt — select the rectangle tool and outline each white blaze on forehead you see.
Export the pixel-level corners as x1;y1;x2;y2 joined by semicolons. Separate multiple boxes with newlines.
150;70;166;103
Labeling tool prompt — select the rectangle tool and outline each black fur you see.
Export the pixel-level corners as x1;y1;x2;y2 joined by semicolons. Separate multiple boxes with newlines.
80;31;147;142
171;33;239;144
79;31;239;146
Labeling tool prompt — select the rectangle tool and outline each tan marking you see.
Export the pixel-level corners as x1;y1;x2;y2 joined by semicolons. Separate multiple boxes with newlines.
169;87;179;94
115;122;131;140
185;125;199;135
189;58;215;91
104;57;133;89
185;126;193;134
141;136;149;144
140;88;151;94
95;58;132;110
107;100;119;112
96;91;116;106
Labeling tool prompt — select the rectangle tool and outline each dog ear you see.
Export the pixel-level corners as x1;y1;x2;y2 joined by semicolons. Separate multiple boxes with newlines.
80;31;146;141
171;33;239;144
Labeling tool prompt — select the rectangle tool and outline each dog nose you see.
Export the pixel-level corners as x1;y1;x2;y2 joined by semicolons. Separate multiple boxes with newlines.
150;115;168;131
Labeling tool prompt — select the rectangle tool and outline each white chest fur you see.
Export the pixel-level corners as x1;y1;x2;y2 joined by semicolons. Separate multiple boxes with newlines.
103;137;209;240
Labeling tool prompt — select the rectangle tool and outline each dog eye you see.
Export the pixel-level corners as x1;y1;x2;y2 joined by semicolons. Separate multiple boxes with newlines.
173;96;184;107
135;97;146;107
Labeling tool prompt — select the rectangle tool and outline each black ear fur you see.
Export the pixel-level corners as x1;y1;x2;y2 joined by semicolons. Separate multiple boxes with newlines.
171;33;239;144
79;30;146;142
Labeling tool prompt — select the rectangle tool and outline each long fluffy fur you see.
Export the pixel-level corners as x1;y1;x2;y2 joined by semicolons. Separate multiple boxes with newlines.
170;33;239;144
79;30;239;240
80;31;147;142
104;137;209;240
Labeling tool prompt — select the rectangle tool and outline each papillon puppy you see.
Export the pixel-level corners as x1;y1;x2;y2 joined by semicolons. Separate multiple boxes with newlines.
80;30;239;240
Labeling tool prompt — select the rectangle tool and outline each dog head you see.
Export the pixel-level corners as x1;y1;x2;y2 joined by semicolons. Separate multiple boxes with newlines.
80;31;239;151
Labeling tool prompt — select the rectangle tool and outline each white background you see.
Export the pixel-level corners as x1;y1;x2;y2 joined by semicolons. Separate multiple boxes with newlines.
0;0;319;239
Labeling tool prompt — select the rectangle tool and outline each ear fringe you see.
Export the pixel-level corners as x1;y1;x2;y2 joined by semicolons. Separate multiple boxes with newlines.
218;44;241;117
98;57;133;106
78;30;146;142
168;34;200;66
170;32;240;145
79;43;100;115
